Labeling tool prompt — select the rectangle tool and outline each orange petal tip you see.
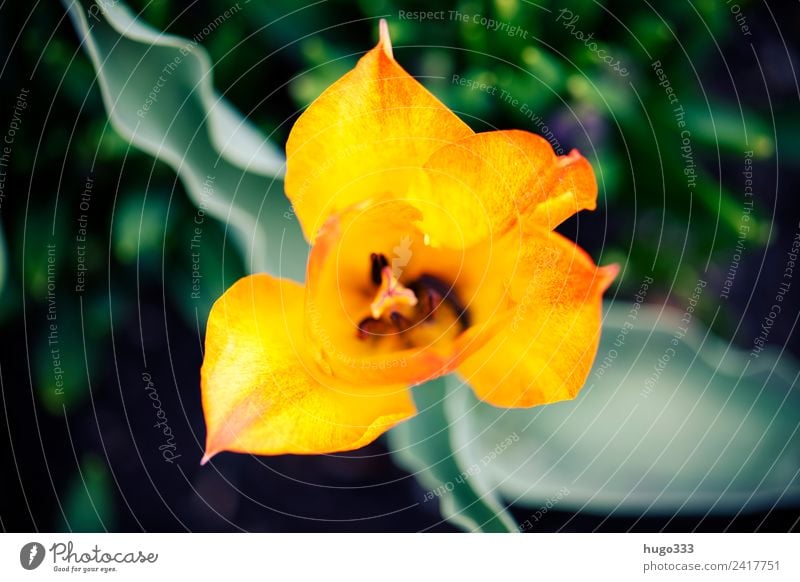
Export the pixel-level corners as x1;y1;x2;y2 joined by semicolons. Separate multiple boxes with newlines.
558;148;583;167
599;263;621;292
379;19;393;58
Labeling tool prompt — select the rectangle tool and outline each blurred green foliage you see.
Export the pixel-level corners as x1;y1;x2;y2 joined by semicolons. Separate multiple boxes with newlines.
59;454;115;531
3;2;795;533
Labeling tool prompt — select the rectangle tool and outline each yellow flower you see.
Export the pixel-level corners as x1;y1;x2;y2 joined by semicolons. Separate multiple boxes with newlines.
200;21;618;461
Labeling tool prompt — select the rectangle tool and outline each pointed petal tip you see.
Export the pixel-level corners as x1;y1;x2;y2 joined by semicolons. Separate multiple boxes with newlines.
200;444;220;466
558;148;583;167
600;263;621;292
379;19;393;58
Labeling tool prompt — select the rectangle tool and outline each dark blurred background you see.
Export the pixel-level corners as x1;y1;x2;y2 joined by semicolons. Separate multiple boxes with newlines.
0;0;798;532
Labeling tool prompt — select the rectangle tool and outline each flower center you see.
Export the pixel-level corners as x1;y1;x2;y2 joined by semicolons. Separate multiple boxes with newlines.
358;253;470;341
369;265;418;319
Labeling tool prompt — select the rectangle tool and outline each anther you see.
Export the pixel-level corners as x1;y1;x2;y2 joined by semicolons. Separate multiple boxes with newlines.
370;253;389;285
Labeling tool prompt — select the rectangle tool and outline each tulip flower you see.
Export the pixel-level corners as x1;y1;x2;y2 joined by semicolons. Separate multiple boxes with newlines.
200;21;617;461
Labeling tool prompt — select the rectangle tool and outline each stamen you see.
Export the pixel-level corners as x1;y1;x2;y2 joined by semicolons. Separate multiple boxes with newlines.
419;286;443;320
370;266;418;319
389;311;412;332
357;317;392;339
357;259;471;341
413;274;471;328
370;253;389;285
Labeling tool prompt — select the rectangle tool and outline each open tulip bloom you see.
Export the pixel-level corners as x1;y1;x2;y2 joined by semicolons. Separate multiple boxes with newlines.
200;21;618;461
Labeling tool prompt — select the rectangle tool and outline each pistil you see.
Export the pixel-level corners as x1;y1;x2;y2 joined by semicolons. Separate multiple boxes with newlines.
369;266;418;319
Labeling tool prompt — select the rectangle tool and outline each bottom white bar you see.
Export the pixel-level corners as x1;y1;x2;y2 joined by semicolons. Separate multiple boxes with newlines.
0;533;796;580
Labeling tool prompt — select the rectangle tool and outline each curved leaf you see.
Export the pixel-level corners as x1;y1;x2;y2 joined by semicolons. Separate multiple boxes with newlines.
449;303;800;516
63;0;307;279
387;378;517;532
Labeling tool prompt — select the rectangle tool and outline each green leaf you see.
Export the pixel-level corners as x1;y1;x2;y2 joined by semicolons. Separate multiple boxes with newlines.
112;192;169;265
63;0;307;280
59;454;115;532
683;100;774;159
694;167;769;246
388;377;517;532
448;302;800;515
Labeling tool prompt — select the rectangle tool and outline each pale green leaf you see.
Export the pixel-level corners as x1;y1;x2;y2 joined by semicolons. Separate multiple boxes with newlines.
450;302;800;515
63;0;307;280
387;378;517;532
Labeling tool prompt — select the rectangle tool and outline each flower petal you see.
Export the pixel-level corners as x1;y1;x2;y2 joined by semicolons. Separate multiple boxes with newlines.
531;148;598;229
285;21;473;241
411;130;597;248
458;227;618;408
201;274;415;458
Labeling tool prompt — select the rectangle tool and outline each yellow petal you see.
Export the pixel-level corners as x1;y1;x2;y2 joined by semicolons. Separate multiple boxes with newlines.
458;226;618;408
201;274;415;458
285;21;473;241
531;148;598;229
411;130;597;248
